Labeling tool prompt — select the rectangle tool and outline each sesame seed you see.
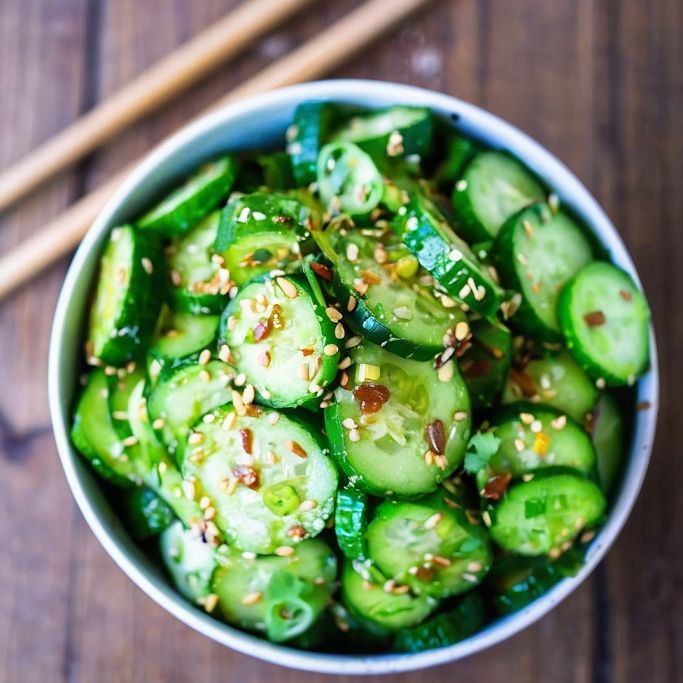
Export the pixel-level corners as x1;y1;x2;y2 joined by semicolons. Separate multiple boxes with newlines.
276;277;298;299
285;440;307;458
348;428;361;442
335;323;345;339
170;270;182;286
463;573;479;583
299;499;318;513
299;364;309;380
188;431;204;445
182;480;196;500
222;412;236;430
199;369;211;382
424;512;443;529
424;450;435;465
141;257;154;274
530;419;543;433
342;418;357;429
454;321;470;341
268;412;280;425
258;350;271;367
112;410;128;421
337;356;352;370
437;360;454;382
121;435;139;447
242;384;255;405
274;546;295;557
383;579;397;593
393;306;412;320
514;438;525;452
596;377;606;389
551;415;567;430
482;511;492;527
523;220;534;238
241;591;263;606
202;593;219;613
309;382;322;394
198;349;211;365
345;335;362;349
520;412;535;425
458;283;471;299
456;179;468;191
432;555;452;568
326;306;343;323
453;410;468;422
346;243;360;262
232;390;246;416
199;495;211;509
204;507;216;520
340;371;349;387
234;373;246;387
242;551;257;560
324;344;339;356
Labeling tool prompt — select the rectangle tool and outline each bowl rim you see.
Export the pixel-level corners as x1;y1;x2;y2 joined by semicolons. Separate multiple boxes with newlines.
48;79;659;675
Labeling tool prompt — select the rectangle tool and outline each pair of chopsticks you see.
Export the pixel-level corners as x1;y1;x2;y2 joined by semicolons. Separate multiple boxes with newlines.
0;0;435;300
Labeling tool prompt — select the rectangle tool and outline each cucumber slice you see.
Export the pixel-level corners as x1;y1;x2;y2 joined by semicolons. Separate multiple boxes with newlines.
487;555;566;615
335;488;369;561
330;230;467;361
432;134;480;189
393;592;486;652
366;494;492;599
181;405;338;554
137;155;238;235
166;211;229;314
341;560;438;631
287;102;342;186
220;275;340;408
87;225;163;366
127;379;203;526
215;191;317;285
239;151;296;191
592;393;624;493
332;106;433;160
503;351;598;423
147;309;219;381
108;366;146;441
398;194;505;317
160;520;216;604
120;486;175;539
317;142;383;217
71;369;139;487
458;319;512;411
452;151;545;242
476;402;597;491
487;471;606;556
211;539;337;640
558;262;651;385
324;342;471;497
146;359;234;456
494;204;593;339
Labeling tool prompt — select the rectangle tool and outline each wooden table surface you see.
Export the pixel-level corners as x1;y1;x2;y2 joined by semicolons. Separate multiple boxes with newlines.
0;1;681;681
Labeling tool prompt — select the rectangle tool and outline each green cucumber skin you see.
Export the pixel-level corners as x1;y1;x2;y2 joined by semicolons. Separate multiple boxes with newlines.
335;488;369;561
287;102;343;187
332;106;434;160
120;487;176;540
88;226;164;367
451;151;545;243
558;262;651;386
136;155;239;236
494;204;593;341
393;592;486;653
432;134;481;190
592;393;625;494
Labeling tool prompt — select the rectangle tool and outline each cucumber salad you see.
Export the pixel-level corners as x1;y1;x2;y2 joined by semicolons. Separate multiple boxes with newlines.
72;102;651;653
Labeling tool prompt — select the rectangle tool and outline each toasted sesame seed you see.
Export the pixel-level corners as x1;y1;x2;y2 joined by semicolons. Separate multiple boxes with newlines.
299;363;309;380
424;449;435;465
141;257;154;275
520;412;535;425
345;335;362;349
432;555;452;568
198;349;211;365
514;438;526;452
596;377;606;389
551;415;567;430
441;294;457;308
234;373;246;387
202;593;218;613
346;243;360;262
275;546;295;557
199;369;211;383
383;579;397;593
188;431;204;445
463;573;479;583
337;356;352;370
268;412;280;425
437;360;454;382
482;511;492;527
242;591;263;606
222;412;236;431
242;550;257;560
393;306;412;320
458;283;471;299
456;179;468;192
232;390;246;416
453;410;468;422
276;276;298;299
326;306;343;323
121;435;139;447
342;418;357;429
347;296;357;312
182;480;196;500
348;428;361;442
242;384;255;405
299;499;317;512
340;371;349;387
324;344;339;356
204;506;216;520
199;495;211;509
448;248;463;262
170;269;182;286
530;419;543;433
424;512;443;529
112;410;128;421
454;321;470;341
335;322;345;339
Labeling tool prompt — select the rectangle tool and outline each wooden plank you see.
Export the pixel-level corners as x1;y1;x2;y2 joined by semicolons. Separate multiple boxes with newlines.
592;0;683;681
0;1;89;683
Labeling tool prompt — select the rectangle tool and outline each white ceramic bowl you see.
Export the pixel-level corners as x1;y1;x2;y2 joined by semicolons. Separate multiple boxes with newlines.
48;80;658;675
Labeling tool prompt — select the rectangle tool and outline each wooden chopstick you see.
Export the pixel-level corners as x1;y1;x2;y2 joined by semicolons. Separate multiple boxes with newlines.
0;0;434;301
0;0;315;212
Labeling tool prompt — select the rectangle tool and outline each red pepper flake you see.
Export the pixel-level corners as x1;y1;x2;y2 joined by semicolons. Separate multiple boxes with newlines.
253;319;272;342
239;428;254;454
310;261;333;281
232;465;259;489
361;269;382;285
245;404;263;417
584;310;606;327
462;359;492;379
482;473;512;501
509;368;538;397
353;383;391;414
285;439;308;458
415;566;434;581
299;347;315;357
424;419;446;455
619;289;633;302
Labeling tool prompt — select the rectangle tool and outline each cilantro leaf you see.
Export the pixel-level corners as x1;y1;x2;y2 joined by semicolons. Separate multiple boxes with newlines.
464;431;501;474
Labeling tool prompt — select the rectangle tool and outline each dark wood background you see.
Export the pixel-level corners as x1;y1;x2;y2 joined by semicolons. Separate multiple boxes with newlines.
0;1;681;681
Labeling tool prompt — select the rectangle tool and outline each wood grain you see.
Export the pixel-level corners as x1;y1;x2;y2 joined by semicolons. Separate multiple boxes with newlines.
0;0;681;681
